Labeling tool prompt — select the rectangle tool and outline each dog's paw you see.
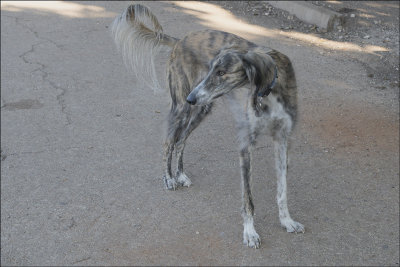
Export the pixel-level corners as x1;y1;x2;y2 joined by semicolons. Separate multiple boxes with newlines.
281;218;305;233
243;220;261;249
176;172;192;187
243;230;261;249
163;175;177;190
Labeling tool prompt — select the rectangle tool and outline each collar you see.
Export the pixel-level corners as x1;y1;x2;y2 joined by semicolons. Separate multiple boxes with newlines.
257;65;278;98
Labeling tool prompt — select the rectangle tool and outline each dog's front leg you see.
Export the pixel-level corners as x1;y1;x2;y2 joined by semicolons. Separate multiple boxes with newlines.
240;146;261;248
274;136;305;233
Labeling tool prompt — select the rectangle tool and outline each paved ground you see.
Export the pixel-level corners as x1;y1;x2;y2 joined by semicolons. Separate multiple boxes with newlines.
1;1;399;266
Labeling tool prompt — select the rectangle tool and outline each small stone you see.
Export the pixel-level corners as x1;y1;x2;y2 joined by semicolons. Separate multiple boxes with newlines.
350;14;355;18
338;36;343;39
363;35;370;39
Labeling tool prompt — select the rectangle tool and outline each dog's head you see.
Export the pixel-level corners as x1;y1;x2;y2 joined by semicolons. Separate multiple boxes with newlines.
187;49;277;113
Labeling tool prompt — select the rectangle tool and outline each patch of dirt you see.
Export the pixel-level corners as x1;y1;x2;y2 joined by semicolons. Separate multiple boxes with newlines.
301;100;399;156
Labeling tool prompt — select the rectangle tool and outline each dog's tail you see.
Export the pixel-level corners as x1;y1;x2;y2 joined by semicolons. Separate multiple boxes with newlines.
111;4;179;91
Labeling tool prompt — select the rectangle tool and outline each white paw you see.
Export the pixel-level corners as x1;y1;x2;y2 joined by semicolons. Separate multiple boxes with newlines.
281;218;305;233
176;172;192;187
243;230;261;249
163;175;177;190
243;218;261;248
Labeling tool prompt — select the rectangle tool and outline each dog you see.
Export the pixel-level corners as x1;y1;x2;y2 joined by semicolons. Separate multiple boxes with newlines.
111;3;304;248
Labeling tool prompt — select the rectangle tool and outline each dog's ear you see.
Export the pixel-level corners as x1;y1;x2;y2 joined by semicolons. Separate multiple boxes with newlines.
241;51;276;95
241;51;276;115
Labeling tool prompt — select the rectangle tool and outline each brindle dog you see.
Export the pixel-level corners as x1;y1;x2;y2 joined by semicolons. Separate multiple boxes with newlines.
111;4;304;248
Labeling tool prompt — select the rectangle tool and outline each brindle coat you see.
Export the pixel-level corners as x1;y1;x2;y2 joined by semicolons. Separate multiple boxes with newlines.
111;4;304;249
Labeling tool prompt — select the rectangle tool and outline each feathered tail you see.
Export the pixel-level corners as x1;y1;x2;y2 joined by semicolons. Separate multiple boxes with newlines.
111;4;178;91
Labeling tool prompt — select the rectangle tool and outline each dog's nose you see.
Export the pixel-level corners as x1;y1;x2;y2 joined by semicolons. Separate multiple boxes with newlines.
186;94;197;105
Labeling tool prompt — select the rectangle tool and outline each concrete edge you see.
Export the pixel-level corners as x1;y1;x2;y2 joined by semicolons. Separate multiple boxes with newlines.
266;1;344;31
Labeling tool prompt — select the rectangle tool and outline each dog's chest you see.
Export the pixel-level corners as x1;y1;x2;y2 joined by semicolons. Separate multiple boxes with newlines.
251;95;292;136
227;88;292;137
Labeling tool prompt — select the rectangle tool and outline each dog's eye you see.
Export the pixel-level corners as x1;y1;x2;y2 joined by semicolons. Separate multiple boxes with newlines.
216;71;225;76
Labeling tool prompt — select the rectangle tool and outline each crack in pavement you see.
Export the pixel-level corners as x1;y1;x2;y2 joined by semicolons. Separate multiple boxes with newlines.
2;146;84;161
71;256;91;265
6;14;72;126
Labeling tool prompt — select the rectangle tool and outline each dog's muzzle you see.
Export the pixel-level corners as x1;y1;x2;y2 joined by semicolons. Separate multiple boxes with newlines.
186;92;197;105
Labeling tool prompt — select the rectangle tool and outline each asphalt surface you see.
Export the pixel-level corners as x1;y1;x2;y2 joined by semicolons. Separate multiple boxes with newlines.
1;1;399;266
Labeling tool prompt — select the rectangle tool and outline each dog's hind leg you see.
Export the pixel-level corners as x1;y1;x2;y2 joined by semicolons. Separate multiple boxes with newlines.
174;141;191;187
175;104;212;187
163;139;177;190
163;104;189;190
240;145;261;248
274;135;305;233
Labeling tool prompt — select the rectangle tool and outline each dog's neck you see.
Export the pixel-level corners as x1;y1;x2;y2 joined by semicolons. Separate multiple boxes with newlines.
257;65;278;98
